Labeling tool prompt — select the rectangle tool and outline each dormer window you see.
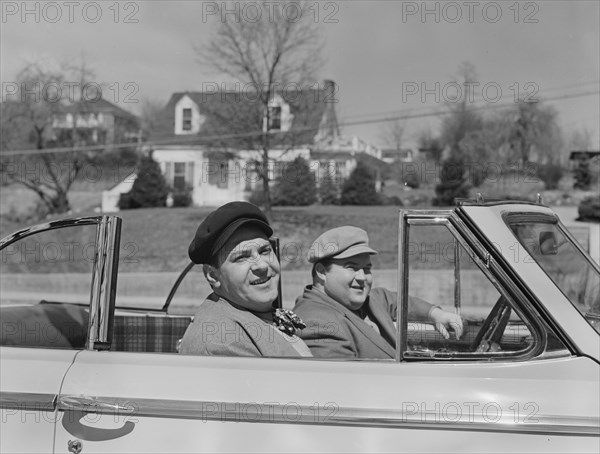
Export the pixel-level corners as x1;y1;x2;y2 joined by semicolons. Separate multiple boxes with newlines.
268;106;281;131
182;108;192;131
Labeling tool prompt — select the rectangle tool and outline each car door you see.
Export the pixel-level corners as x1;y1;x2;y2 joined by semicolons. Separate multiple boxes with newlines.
53;209;599;453
0;216;120;454
52;352;598;452
392;208;599;451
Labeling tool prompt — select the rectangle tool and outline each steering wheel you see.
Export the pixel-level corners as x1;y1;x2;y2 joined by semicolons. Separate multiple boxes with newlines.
471;296;512;353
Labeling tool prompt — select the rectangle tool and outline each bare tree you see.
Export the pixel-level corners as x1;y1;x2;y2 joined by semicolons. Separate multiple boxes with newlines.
138;97;169;139
440;62;483;157
416;129;443;163
0;60;100;215
567;127;594;151
380;119;406;151
507;98;562;165
195;0;324;214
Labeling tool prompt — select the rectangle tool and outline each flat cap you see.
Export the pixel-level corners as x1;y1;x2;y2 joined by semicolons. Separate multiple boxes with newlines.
188;202;273;264
308;226;377;263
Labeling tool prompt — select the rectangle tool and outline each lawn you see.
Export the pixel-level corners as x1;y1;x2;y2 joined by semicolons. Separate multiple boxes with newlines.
1;172;595;274
117;204;404;272
1;197;595;311
0;204;407;272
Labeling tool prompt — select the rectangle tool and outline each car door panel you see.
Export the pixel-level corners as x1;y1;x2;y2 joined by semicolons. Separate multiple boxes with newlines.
1;347;79;454
1;216;120;453
53;351;599;453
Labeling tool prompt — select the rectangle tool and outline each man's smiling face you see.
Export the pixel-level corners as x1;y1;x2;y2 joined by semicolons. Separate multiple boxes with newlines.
322;253;373;311
211;225;280;313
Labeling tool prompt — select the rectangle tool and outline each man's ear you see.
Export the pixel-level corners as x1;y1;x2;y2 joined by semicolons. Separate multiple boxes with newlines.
314;262;327;283
204;265;221;288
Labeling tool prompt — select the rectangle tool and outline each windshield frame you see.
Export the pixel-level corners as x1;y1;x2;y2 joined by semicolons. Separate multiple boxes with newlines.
503;212;600;334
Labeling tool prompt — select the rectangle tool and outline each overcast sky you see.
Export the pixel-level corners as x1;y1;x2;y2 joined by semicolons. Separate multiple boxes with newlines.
1;0;599;149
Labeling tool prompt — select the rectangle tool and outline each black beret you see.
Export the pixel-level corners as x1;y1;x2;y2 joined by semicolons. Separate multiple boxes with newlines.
188;202;273;264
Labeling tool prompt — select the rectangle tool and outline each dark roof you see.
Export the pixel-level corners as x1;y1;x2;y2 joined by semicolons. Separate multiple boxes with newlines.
311;150;357;160
152;83;337;147
381;148;413;157
569;150;600;160
60;97;139;121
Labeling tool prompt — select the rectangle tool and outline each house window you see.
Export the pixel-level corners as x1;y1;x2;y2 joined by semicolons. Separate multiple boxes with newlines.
165;162;194;191
268;106;281;131
182;108;192;131
173;162;186;191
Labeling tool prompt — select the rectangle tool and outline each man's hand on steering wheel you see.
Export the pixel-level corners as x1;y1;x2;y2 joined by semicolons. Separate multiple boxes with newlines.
429;307;464;340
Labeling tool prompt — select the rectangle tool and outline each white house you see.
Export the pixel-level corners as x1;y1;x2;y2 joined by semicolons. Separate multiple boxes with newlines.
101;80;386;211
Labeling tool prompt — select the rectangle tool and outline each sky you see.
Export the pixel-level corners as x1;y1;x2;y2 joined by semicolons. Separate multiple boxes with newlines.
1;0;599;150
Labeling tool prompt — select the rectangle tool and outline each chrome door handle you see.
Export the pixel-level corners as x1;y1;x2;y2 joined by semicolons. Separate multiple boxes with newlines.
58;395;135;413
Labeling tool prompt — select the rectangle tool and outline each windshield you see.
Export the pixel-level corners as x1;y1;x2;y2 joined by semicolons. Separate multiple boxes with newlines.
508;217;600;334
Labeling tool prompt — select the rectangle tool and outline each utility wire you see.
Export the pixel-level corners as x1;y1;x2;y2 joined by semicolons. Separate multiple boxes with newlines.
1;88;598;157
338;80;600;122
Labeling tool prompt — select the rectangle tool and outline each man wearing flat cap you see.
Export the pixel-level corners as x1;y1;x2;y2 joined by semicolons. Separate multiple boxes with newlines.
179;201;311;357
293;226;463;359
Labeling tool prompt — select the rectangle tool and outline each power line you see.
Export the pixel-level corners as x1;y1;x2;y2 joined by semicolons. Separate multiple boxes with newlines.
1;89;598;157
340;89;600;128
338;81;600;122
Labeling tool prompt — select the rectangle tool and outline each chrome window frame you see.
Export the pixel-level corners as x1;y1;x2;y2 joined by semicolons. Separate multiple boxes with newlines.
397;209;547;362
0;215;122;351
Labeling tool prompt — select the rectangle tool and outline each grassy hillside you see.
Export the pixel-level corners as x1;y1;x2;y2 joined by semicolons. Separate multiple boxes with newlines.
0;205;406;273
118;205;405;272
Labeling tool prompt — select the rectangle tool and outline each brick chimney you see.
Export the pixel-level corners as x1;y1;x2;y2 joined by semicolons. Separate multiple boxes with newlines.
319;79;340;141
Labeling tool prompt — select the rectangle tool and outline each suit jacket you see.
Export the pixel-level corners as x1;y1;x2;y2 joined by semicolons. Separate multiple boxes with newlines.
179;293;307;357
293;286;398;359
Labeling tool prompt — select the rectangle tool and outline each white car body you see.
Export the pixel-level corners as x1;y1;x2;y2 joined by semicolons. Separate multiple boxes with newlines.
1;202;599;453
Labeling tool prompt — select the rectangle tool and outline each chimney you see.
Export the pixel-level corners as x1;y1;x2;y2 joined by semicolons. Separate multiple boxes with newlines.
320;79;340;141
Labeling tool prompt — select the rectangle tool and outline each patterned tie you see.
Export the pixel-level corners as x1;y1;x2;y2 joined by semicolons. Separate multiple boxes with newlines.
272;308;306;336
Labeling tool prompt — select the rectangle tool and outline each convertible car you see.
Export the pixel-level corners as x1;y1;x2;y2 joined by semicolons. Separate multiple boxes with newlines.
1;200;598;453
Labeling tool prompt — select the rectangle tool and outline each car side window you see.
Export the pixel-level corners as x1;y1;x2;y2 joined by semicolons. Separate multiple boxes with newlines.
403;221;543;360
0;226;96;349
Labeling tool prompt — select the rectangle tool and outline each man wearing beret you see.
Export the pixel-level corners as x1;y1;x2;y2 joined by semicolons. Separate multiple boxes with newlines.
179;201;311;357
293;226;463;359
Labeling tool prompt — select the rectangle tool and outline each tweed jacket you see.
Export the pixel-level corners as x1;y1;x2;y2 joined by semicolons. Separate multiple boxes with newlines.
293;286;398;359
293;286;434;359
179;293;307;357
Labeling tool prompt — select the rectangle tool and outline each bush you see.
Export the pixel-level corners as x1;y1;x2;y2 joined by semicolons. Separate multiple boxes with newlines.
118;153;169;209
573;158;592;190
433;157;470;206
171;187;193;207
118;192;133;210
273;157;317;206
468;165;486;188
341;161;381;205
318;171;340;205
381;195;403;206
536;162;564;190
402;170;420;189
577;195;600;223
